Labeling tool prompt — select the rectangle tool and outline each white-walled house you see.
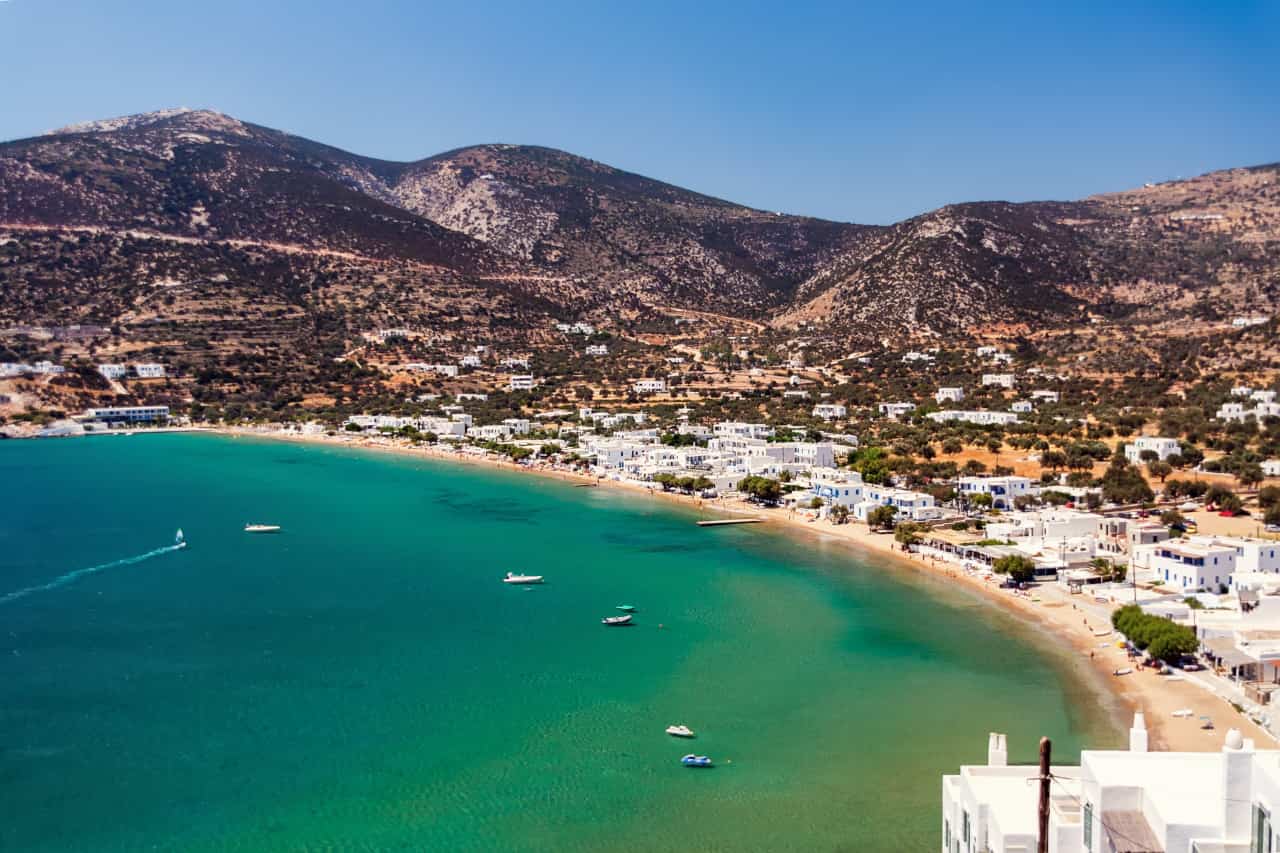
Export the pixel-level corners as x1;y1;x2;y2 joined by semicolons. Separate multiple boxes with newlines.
1124;436;1181;463
133;363;166;378
502;418;531;435
812;403;847;420
957;476;1035;510
936;387;965;403
854;485;940;522
927;410;1020;426
508;375;535;391
585;344;608;356
1264;460;1280;477
633;379;667;394
943;722;1280;853
97;364;127;380
1011;400;1034;413
460;354;482;368
811;473;865;508
982;373;1016;388
714;422;774;440
1030;389;1059;403
879;402;916;419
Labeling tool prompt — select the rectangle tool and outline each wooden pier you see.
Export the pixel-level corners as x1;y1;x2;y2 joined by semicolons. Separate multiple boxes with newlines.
696;518;763;527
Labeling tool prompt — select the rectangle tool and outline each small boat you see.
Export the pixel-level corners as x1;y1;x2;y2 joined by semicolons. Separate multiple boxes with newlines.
1113;668;1133;676
602;614;633;626
175;528;187;549
1172;708;1194;718
681;754;713;768
616;605;637;613
666;725;695;738
503;572;544;585
244;524;281;533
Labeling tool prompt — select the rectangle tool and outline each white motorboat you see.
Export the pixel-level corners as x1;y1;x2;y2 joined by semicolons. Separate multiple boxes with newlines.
601;614;633;626
244;524;281;533
666;725;695;738
175;528;187;549
503;572;544;584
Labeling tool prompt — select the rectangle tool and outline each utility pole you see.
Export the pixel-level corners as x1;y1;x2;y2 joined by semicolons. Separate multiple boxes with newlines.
1037;737;1052;853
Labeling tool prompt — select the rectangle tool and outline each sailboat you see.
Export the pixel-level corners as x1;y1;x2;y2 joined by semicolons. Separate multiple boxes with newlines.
175;528;187;549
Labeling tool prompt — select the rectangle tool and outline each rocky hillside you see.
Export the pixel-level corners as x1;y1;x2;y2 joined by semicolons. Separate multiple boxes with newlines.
2;109;1277;343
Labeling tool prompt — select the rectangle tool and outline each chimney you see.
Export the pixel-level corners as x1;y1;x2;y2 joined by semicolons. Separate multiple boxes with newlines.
1129;712;1149;753
1222;729;1253;840
988;732;1008;767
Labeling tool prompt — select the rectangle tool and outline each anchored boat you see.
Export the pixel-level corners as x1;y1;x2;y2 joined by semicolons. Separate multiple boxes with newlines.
244;524;281;533
503;572;544;585
602;614;633;626
666;725;695;738
680;754;713;768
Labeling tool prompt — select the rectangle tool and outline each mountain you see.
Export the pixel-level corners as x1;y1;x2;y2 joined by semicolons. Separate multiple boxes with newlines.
2;109;1278;344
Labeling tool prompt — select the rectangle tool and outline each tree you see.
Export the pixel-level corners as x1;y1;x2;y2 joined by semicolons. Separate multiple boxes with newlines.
1147;460;1173;483
894;521;924;546
1238;463;1265;490
1160;509;1187;533
737;476;782;505
969;492;993;509
850;446;890;485
1111;605;1199;663
1040;450;1067;472
829;504;849;525
1099;460;1154;504
866;504;898;530
993;554;1036;583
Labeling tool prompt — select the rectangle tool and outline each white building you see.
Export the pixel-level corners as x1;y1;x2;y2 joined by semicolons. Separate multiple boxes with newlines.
97;364;127;380
633;379;667;394
84;406;170;424
1124;436;1181;464
502;418;531;435
500;357;530;370
714;422;774;440
31;361;66;375
1011;400;1034;413
958;476;1035;510
813;403;847;420
926;410;1020;426
943;722;1280;853
854;485;940;522
879;402;916;419
1264;460;1280;477
460;355;482;368
585;344;609;356
811;473;866;508
936;387;965;403
472;424;513;441
133;363;166;378
982;373;1016;388
1030;389;1060;403
975;345;999;357
508;375;535;391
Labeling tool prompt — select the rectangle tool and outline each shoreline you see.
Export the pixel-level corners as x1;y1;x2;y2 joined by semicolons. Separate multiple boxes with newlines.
219;426;1269;752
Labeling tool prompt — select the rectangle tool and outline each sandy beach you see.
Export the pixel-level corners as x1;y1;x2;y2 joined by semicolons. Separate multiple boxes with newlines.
223;426;1271;753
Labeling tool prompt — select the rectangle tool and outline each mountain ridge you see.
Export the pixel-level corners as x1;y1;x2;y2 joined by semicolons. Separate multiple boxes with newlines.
3;108;1278;341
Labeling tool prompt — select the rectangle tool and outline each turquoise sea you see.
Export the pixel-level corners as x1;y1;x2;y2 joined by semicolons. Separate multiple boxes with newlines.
0;433;1121;851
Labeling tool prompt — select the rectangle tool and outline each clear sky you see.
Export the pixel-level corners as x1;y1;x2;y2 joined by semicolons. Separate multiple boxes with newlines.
1;0;1276;224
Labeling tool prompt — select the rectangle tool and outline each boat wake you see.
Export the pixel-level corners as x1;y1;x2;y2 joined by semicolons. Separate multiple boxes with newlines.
0;541;185;606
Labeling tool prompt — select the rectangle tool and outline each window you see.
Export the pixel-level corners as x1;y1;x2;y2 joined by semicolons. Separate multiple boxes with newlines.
944;817;951;851
962;811;970;850
1084;801;1093;851
1254;803;1272;853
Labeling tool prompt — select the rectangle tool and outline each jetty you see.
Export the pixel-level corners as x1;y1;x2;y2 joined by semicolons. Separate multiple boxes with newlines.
696;518;763;527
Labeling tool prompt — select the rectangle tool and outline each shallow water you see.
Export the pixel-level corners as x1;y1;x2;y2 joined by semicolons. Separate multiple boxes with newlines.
0;433;1121;851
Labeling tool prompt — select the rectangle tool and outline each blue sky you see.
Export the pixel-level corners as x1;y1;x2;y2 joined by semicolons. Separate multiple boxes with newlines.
1;0;1276;223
